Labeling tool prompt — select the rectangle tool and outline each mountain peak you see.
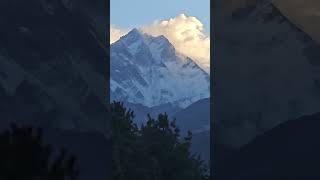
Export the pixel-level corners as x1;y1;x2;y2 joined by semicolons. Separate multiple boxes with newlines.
155;34;166;40
123;28;171;44
129;28;142;35
119;28;144;43
119;28;173;48
115;29;178;62
110;28;210;108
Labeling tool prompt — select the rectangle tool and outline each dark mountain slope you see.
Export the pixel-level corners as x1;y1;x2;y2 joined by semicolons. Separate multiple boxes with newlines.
213;0;320;148
0;0;109;133
0;1;110;180
274;0;320;44
174;98;210;134
191;130;210;165
215;112;320;179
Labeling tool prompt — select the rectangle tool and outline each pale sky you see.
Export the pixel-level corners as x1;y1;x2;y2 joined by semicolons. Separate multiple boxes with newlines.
110;0;210;32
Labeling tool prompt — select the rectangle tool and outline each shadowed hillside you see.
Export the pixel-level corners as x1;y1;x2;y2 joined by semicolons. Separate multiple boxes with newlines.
213;0;320;148
215;112;320;179
213;0;320;177
0;0;109;133
0;1;110;180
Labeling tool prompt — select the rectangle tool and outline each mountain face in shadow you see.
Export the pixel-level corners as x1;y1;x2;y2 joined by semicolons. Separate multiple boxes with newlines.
213;0;320;148
174;98;210;165
215;112;320;179
274;0;320;44
191;130;210;165
175;98;210;134
0;1;109;180
0;0;109;133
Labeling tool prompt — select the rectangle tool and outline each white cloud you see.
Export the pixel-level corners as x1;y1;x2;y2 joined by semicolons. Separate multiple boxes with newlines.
141;14;210;72
110;25;127;44
110;14;210;71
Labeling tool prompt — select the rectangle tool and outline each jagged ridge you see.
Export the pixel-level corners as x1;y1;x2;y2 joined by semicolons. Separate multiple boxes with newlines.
110;29;210;108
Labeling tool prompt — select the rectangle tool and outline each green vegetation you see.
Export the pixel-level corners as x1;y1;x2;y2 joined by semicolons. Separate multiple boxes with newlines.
110;102;209;180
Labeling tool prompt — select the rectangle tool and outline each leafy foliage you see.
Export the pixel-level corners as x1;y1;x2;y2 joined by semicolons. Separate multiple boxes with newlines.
110;101;209;180
0;123;79;180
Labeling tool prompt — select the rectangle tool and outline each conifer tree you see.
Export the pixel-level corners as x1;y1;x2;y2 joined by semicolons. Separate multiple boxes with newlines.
110;101;209;180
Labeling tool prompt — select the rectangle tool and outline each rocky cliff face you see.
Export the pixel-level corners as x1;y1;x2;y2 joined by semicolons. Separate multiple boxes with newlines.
213;0;320;148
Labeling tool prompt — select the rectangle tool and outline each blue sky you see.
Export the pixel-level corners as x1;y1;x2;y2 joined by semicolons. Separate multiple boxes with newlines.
110;0;210;32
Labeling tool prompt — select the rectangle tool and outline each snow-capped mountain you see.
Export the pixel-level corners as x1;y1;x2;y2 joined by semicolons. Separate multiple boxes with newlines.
110;28;209;108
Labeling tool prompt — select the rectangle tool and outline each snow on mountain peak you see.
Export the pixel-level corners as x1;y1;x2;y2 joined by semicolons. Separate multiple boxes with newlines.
110;29;210;108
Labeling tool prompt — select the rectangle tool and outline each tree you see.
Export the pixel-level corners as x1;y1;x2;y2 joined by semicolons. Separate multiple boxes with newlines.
110;102;140;180
0;123;79;180
110;101;209;180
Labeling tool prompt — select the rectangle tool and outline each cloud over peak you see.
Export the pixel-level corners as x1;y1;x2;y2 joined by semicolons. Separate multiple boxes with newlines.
110;14;210;72
110;25;127;44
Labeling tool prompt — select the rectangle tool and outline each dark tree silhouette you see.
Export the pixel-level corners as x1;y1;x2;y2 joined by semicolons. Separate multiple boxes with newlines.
0;123;79;180
110;101;209;180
